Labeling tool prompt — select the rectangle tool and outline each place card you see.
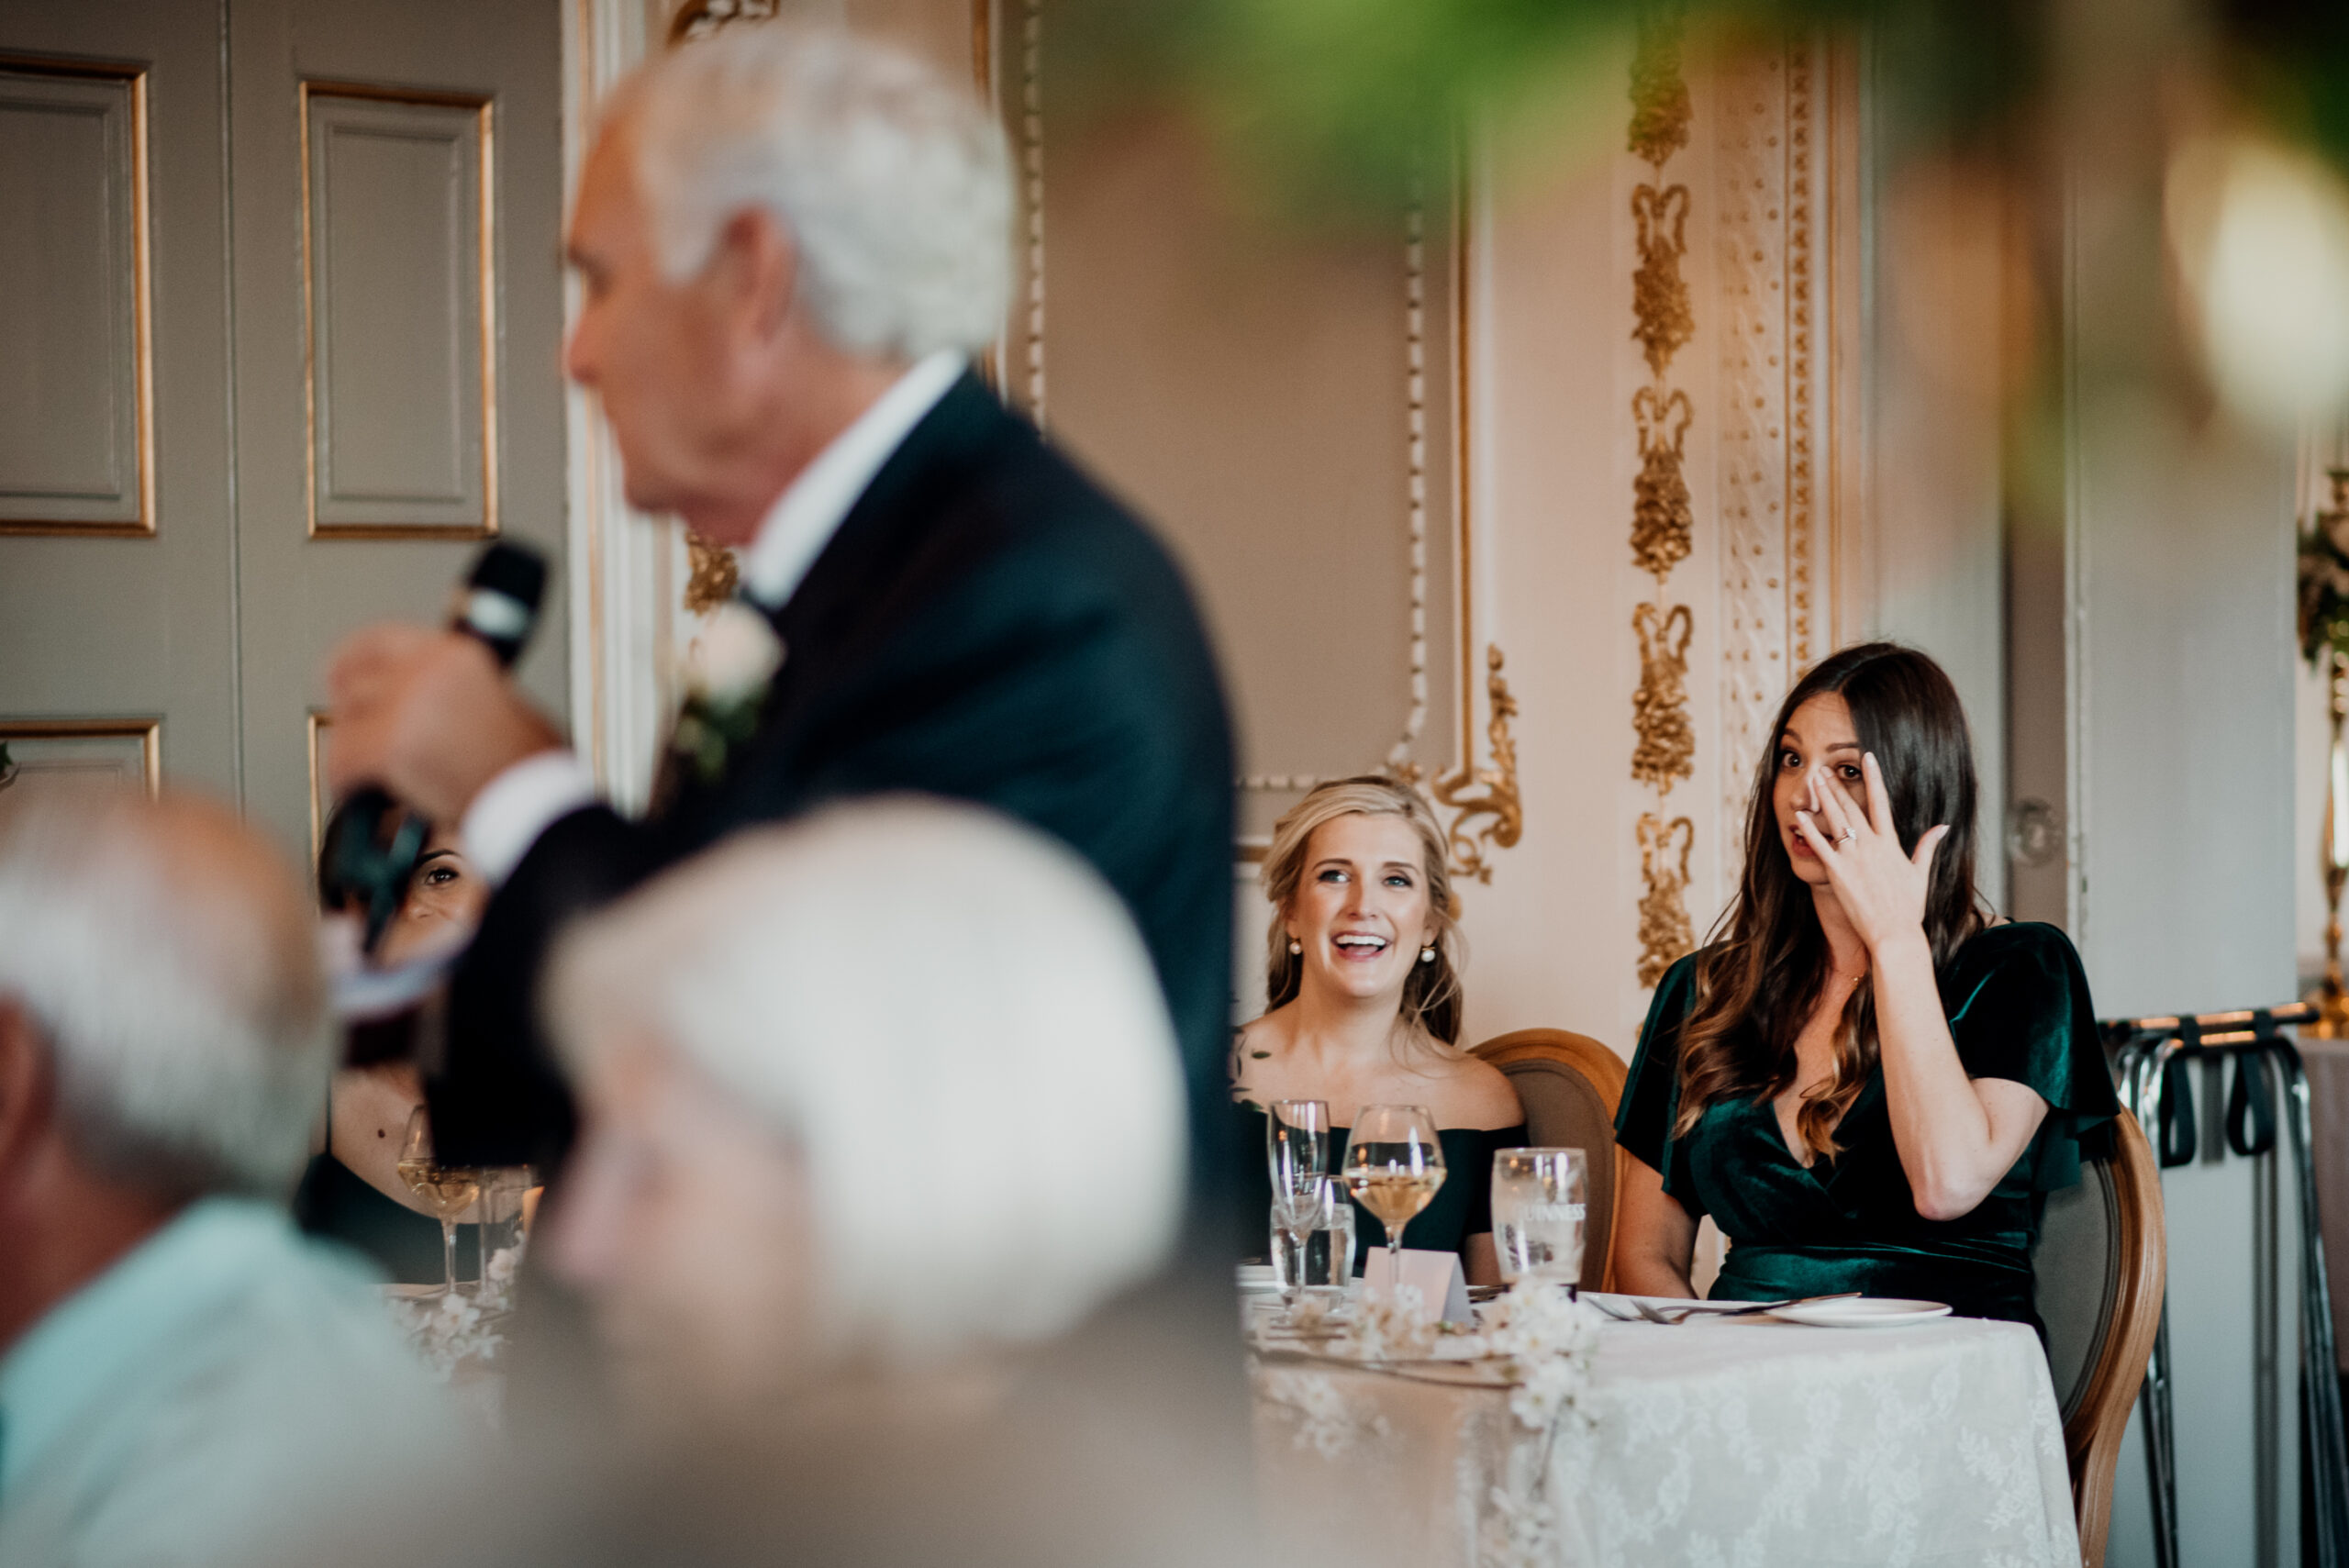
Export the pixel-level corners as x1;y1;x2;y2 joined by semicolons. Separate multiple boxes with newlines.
1361;1249;1473;1326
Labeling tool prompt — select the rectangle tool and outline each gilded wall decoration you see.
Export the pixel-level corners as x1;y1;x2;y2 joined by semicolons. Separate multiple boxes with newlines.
1716;39;1826;868
1626;12;1692;167
1631;601;1695;791
1426;646;1523;884
1631;384;1694;578
1627;12;1700;987
682;529;740;615
1635;812;1697;988
1238;197;1438;799
1630;183;1693;380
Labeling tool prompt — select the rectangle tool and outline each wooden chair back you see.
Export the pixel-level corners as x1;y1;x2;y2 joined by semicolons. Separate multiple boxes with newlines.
2032;1109;2165;1567
1470;1029;1630;1293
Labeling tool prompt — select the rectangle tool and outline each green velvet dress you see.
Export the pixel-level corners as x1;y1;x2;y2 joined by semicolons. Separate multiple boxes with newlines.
1232;1101;1527;1273
1614;922;2119;1329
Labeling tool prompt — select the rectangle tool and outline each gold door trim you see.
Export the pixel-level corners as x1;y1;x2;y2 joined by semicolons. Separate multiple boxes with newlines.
0;55;155;539
0;717;162;796
299;80;500;540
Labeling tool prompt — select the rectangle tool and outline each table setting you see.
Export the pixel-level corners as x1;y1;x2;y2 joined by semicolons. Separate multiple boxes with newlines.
1242;1100;2082;1568
376;1106;538;1415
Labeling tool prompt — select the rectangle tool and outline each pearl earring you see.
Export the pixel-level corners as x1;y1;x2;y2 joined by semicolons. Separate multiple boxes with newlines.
1419;945;1436;964
1288;939;1303;955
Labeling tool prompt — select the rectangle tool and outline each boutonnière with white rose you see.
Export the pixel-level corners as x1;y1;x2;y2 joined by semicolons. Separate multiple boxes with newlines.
671;602;785;784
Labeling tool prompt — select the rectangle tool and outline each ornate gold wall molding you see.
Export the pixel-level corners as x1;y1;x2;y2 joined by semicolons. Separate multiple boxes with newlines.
1631;384;1694;578
1631;600;1695;791
1716;37;1827;867
1627;15;1692;167
682;529;740;613
1636;811;1696;987
977;11;1514;885
1631;183;1693;381
1424;645;1522;884
1628;12;1700;988
1240;196;1441;797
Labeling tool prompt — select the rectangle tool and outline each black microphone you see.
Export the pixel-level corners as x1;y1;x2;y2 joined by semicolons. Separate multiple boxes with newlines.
327;541;549;954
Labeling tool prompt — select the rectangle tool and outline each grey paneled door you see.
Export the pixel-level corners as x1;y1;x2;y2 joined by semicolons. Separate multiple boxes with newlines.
0;2;239;800
0;0;565;855
230;0;566;852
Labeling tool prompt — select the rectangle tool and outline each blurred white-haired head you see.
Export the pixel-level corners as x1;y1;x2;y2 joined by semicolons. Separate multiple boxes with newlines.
0;788;330;1197
545;797;1185;1418
609;21;1011;361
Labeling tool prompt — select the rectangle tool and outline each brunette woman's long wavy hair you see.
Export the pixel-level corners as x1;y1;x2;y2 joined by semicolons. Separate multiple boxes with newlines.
1672;643;1988;1160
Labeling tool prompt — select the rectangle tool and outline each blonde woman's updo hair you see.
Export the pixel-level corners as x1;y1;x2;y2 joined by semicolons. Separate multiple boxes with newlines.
1260;775;1464;1048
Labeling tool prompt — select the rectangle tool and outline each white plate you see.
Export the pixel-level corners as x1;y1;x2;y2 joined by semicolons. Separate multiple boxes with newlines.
1236;1264;1282;1295
1768;1296;1952;1328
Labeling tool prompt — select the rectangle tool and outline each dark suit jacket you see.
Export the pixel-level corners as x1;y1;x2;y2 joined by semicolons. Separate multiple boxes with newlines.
431;374;1236;1199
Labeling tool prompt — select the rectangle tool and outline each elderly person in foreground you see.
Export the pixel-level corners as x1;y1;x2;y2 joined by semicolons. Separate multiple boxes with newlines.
519;798;1256;1565
0;790;455;1566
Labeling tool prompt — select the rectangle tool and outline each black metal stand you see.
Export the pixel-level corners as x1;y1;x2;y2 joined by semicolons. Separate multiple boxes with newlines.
2103;1004;2349;1568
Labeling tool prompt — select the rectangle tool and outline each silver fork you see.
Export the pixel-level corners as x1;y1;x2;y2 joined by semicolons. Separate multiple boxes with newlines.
1632;1291;1860;1325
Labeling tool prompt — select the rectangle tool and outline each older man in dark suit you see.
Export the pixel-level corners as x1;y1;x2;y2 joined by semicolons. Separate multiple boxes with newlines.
326;25;1235;1205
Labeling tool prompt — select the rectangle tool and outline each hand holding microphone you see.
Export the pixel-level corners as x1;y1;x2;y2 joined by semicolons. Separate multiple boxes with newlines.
325;543;554;951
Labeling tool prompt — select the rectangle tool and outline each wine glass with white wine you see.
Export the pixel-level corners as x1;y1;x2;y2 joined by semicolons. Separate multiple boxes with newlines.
396;1106;482;1298
1342;1104;1446;1289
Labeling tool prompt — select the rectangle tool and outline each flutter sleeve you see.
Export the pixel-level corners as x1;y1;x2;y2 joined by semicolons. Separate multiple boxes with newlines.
1614;953;1704;1214
1943;922;2121;1189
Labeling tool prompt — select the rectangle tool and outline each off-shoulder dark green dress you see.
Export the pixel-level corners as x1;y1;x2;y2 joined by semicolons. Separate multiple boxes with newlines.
1614;922;2120;1329
1232;1101;1527;1273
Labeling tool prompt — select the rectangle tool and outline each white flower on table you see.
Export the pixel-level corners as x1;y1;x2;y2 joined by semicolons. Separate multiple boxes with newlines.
388;1289;505;1379
1259;1368;1394;1461
1480;1280;1603;1431
1334;1283;1440;1361
1474;1281;1605;1568
477;1242;525;1313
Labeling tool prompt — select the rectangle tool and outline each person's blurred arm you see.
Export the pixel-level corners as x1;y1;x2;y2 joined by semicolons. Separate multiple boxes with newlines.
325;626;562;829
1612;1155;1698;1297
461;751;599;887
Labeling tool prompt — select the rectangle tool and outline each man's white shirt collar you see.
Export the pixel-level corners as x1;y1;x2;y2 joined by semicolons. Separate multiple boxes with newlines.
739;350;966;610
459;350;968;887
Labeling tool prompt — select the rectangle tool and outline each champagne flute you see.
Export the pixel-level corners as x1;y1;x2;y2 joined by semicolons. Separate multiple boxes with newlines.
1267;1100;1330;1307
1268;1100;1331;1197
395;1106;481;1297
1342;1104;1446;1286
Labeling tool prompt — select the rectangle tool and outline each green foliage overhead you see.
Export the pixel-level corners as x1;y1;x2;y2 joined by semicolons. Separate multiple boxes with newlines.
1052;0;2345;212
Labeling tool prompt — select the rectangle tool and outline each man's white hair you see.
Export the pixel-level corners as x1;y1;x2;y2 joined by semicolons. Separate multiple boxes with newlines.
549;798;1186;1365
0;790;331;1195
613;21;1012;361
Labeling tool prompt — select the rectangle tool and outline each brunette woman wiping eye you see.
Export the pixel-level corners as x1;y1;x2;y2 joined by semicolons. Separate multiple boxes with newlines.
1610;642;2119;1334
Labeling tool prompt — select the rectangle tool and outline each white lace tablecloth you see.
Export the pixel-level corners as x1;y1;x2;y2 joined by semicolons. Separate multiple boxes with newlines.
1252;1315;2078;1568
